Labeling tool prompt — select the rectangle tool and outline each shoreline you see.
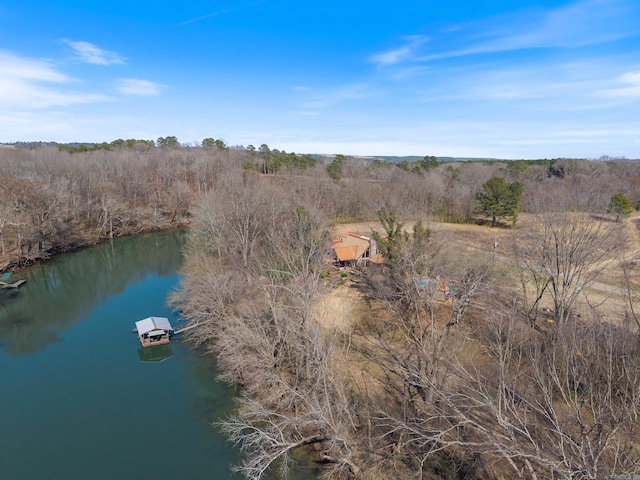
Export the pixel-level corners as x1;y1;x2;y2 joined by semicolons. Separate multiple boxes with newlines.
0;221;191;274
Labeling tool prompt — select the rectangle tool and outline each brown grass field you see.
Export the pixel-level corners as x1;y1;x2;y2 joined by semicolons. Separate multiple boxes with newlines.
327;212;640;330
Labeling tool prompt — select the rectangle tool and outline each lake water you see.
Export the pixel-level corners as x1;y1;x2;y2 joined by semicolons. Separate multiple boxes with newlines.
0;231;316;480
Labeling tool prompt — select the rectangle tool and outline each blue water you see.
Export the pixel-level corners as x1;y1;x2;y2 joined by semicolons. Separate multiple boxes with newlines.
0;232;240;480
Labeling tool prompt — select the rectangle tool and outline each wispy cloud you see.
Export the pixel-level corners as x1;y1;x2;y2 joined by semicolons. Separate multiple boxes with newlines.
458;0;635;54
0;50;108;108
0;49;69;82
466;65;601;101
296;83;374;113
63;40;125;65
376;0;639;66
370;35;429;66
414;59;624;111
601;71;640;98
180;1;266;26
179;10;229;26
116;78;165;96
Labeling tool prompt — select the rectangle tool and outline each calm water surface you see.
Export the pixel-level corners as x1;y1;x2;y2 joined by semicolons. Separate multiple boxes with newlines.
0;232;316;480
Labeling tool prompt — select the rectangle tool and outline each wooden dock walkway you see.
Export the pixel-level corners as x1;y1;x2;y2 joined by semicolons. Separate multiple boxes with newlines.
173;323;203;335
0;279;26;289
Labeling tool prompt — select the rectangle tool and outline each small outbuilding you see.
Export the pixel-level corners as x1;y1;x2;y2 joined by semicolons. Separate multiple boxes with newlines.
135;316;174;348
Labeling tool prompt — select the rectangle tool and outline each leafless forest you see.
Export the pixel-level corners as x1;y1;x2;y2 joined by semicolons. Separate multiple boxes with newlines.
2;144;640;479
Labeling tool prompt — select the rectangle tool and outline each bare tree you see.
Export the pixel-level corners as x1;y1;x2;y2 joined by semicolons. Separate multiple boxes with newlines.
351;210;495;477
513;212;622;326
188;173;275;273
375;305;640;480
463;312;640;479
173;198;363;479
219;319;360;480
621;252;640;334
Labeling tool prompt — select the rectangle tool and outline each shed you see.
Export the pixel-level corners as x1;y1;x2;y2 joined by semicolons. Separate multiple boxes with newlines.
135;316;174;348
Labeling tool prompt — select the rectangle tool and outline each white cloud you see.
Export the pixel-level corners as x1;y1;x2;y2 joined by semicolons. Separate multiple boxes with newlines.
116;78;165;96
370;35;429;66
179;1;266;26
385;0;640;65
63;40;125;65
372;46;413;66
467;0;629;53
0;50;108;109
621;71;640;84
0;50;69;82
180;10;229;26
602;71;640;98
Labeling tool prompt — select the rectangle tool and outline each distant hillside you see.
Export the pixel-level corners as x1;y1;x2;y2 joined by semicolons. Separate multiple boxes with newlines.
3;141;60;149
311;154;503;163
374;155;502;163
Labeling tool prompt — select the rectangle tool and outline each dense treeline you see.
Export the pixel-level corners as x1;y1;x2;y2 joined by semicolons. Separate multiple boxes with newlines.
2;143;639;267
0;144;241;266
2;143;640;478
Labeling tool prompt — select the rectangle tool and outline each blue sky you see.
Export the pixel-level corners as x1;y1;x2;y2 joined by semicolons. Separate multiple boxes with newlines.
1;0;639;158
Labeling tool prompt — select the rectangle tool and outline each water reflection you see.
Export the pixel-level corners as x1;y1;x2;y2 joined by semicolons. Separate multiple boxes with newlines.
138;344;174;362
0;230;185;355
0;229;320;479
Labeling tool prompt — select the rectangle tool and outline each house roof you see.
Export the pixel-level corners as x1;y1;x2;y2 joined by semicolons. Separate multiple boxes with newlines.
135;316;173;335
334;245;359;261
369;253;384;264
332;233;371;261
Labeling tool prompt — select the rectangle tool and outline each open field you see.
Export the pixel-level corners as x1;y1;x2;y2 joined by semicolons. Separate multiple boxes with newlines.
328;211;640;329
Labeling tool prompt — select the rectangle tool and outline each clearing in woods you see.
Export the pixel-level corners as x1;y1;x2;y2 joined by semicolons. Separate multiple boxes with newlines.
325;213;640;330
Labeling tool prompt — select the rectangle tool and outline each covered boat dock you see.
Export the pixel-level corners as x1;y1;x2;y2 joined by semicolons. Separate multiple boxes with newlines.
135;317;174;348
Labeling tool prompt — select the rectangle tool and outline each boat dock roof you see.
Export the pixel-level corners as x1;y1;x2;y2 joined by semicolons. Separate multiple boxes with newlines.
135;317;173;335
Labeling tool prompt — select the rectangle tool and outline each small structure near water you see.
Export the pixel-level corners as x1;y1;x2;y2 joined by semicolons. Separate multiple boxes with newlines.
135;316;174;348
416;277;458;301
0;272;26;290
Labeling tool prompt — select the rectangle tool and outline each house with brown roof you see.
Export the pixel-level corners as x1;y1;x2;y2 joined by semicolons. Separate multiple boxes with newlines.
331;233;383;266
